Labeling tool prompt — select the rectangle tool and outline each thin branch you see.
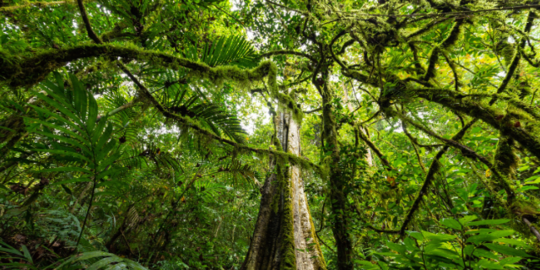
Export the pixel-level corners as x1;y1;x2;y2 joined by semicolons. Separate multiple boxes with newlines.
77;0;102;44
0;1;66;12
357;126;393;171
523;217;540;243
303;107;322;114
336;4;540;18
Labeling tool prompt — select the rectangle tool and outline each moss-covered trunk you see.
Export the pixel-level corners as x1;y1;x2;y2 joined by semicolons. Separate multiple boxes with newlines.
241;104;326;270
321;83;353;270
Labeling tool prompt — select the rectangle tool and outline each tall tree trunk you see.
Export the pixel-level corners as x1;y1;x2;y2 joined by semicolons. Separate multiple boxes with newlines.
241;104;326;270
322;82;353;270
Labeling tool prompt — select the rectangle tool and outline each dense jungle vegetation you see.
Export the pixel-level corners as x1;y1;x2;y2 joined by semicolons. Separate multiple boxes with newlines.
1;0;540;269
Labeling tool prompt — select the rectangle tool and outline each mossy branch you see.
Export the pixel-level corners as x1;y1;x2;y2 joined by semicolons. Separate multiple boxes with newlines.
422;19;463;81
414;88;540;160
0;1;68;12
77;0;102;44
357;126;393;171
441;50;459;92
405;17;453;40
490;10;536;105
394;109;520;200
402;122;427;173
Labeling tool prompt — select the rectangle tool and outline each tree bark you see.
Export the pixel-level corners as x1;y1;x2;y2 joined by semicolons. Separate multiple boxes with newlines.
241;103;326;270
322;82;353;270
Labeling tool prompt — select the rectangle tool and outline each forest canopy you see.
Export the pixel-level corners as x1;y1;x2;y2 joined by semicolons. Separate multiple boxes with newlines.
1;0;540;269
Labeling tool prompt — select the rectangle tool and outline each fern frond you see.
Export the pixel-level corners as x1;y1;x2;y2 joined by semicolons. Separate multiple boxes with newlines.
200;35;260;68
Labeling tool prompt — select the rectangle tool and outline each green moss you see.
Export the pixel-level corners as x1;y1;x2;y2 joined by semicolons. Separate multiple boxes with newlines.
493;135;518;178
422;48;440;81
305;192;327;269
491;135;519;203
276;93;304;124
277;155;297;270
422;20;463;81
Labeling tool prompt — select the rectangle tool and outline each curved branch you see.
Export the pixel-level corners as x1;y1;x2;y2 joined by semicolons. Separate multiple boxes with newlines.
77;0;102;44
0;1;67;12
392;109;491;166
489;10;536;105
414;89;540;160
357;126;393;171
422;19;463;81
304;107;322;114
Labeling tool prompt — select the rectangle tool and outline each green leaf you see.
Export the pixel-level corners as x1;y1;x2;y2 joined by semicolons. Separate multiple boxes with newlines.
55;251;112;269
459;215;478;225
92;119;108;146
518;186;539;192
524;174;540;184
386;241;406;255
107;262;128;270
86;94;99;131
96;140;118;163
407;231;424;241
467;234;499;245
477;259;504;269
70;74;88;122
484;243;532;257
33;130;92;156
87;256;123;270
97;152;122;173
53;177;92;185
0;262;37;269
377;261;389;270
32;149;91;163
499;256;522;265
489;230;515;238
97;167;125;179
0;246;22;256
123;259;149;270
61;184;73;195
96;124;114;152
404;237;419;252
421;231;456;241
39;167;92;174
28;105;85;136
464;245;475;256
493;238;530;248
21;245;33;264
24;116;86;143
74;251;114;262
35;91;83;127
441;218;462;230
354;260;379;270
473;248;498;260
466;219;510;227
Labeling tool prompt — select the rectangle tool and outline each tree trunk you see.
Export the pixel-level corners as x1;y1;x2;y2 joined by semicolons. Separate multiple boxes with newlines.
322;82;353;270
241;105;326;270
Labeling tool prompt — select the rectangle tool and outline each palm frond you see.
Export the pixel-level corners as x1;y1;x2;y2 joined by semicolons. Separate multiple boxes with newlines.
200;35;260;68
117;143;183;174
163;84;247;143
